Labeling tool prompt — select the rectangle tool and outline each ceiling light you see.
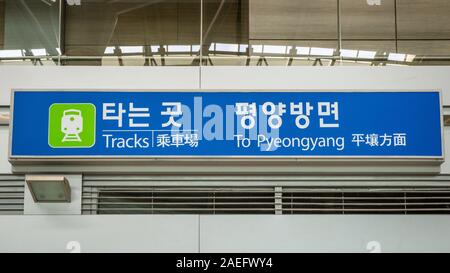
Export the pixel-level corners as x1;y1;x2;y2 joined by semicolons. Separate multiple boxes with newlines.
340;49;358;58
31;48;47;56
104;47;115;54
167;45;191;52
192;45;200;52
263;45;287;54
310;47;334;56
150;45;160;53
215;43;239;52
296;47;310;55
239;44;248;53
0;50;23;58
120;46;143;54
388;53;406;62
252;45;263;54
66;0;81;5
358;50;376;59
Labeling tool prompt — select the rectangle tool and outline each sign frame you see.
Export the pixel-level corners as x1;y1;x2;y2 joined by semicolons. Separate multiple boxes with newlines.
8;88;445;163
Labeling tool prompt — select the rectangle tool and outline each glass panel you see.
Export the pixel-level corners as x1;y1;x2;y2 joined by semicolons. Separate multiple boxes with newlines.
0;0;449;66
64;0;201;66
0;1;4;50
201;0;249;66
339;0;396;66
397;0;450;65
203;0;339;66
340;0;450;66
203;0;450;66
0;0;60;66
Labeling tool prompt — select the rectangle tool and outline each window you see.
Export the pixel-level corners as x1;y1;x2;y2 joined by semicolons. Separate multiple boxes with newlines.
1;0;450;66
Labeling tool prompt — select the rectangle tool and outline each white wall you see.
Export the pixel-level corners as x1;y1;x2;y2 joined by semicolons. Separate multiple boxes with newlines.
0;215;199;253
199;215;450;253
0;66;200;105
201;67;450;107
1;215;450;253
1;66;450;253
0;127;10;173
2;66;450;105
1;66;450;173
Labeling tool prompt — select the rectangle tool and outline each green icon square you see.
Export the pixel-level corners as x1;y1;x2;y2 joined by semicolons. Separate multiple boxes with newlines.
48;103;96;148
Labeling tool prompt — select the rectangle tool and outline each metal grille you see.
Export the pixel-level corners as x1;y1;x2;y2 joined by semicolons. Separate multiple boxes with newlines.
82;176;450;215
282;188;450;214
0;175;25;215
83;187;275;214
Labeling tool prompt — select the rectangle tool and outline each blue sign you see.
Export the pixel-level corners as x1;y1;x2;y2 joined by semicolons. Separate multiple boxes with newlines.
10;90;443;159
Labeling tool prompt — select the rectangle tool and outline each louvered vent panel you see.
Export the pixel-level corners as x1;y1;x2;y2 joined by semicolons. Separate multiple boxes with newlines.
282;188;450;214
82;176;450;215
0;175;25;215
83;187;275;214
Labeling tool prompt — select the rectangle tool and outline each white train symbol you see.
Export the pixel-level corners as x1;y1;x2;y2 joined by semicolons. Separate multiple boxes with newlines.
61;109;83;142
